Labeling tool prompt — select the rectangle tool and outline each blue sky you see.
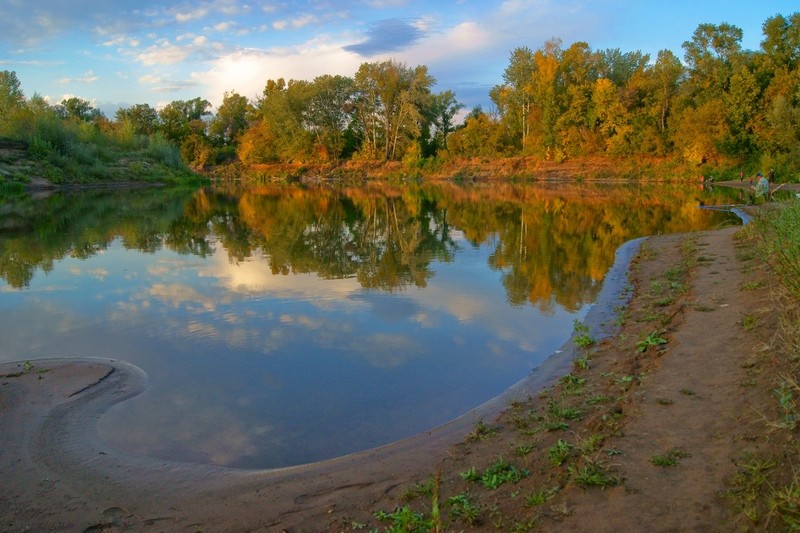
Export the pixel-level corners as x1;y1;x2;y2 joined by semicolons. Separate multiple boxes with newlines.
0;0;796;117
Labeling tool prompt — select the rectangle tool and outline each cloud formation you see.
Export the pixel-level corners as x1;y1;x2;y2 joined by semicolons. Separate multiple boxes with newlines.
344;18;426;55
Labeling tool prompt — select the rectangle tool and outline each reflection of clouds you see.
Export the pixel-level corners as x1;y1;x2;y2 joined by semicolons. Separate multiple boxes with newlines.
348;333;422;368
147;264;172;276
102;391;276;467
88;268;109;281
149;283;221;312
200;249;362;305
66;265;108;281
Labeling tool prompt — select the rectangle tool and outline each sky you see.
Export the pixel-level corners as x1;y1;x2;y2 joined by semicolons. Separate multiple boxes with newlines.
1;0;797;118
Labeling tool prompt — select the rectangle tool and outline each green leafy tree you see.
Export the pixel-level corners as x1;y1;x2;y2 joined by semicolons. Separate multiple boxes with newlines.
0;70;25;122
352;60;435;161
115;103;159;135
58;97;103;122
158;97;211;143
304;74;356;160
427;89;463;153
209;91;251;146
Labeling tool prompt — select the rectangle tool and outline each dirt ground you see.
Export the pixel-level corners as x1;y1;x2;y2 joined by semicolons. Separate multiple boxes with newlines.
0;213;792;532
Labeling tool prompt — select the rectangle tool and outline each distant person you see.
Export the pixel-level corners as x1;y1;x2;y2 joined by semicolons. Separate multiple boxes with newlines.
769;169;775;183
754;172;770;202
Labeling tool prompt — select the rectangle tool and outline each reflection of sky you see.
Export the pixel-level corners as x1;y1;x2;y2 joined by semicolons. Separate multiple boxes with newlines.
0;231;578;469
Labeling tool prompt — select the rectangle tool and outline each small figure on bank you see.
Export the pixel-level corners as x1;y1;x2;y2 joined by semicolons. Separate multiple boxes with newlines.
769;168;775;183
753;172;770;202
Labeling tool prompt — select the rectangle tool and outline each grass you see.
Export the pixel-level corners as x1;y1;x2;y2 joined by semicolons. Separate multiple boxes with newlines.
650;448;692;467
568;460;622;488
467;419;501;442
636;331;667;352
461;457;530;490
572;319;596;348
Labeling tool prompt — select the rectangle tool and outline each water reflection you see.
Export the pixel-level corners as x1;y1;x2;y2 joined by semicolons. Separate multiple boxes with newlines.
0;182;740;468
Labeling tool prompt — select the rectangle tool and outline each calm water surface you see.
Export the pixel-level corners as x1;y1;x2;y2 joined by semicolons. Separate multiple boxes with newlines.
0;182;740;468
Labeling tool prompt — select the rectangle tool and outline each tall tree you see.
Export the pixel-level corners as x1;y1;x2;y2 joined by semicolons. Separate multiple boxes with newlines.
428;89;463;152
491;46;535;151
0;70;24;121
352;60;435;160
209;91;250;146
304;74;356;160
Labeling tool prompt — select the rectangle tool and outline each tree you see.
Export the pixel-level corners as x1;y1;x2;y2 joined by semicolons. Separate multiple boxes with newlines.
682;22;744;100
556;42;600;155
158;97;211;143
428;90;463;153
58;97;103;122
253;78;314;162
115;103;159;135
0;70;24;121
647;50;684;134
304;75;356;160
209;91;250;146
491;46;535;151
352;60;435;160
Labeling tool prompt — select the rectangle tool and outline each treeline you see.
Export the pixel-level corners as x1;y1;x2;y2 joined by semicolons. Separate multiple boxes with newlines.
2;13;799;179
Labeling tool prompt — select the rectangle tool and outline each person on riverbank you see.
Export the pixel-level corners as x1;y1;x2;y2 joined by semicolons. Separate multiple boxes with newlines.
754;172;770;203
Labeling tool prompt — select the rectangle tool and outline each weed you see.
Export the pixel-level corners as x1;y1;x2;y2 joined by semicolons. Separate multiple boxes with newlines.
509;518;538;532
467;419;500;442
514;443;536;457
478;457;530;489
742;279;767;290
572;319;596;348
655;397;674;405
576;434;603;455
525;486;560;507
654;296;674;307
726;458;774;523
573;356;590;370
742;313;759;331
547;399;582;421
374;506;433;531
772;378;799;430
569;460;622;488
548;439;573;466
636;331;667;352
402;476;435;501
447;493;481;526
694;304;716;312
680;388;696;396
559;373;586;395
651;448;691;467
585;395;610;405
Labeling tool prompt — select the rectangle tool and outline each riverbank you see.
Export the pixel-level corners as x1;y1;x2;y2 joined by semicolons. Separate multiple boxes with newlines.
0;216;793;531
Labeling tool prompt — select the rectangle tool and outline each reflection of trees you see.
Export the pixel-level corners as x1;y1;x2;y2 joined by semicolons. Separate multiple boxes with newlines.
0;182;737;308
0;188;198;288
235;187;456;291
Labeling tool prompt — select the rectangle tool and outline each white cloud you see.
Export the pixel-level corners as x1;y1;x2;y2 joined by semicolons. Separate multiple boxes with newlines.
199;42;362;106
175;6;210;23
58;70;99;85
